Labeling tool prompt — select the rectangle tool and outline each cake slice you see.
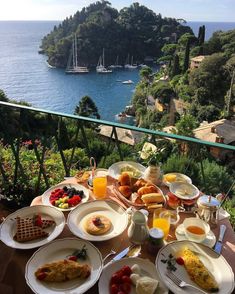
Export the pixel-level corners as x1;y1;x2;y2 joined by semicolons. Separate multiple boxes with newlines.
14;216;49;242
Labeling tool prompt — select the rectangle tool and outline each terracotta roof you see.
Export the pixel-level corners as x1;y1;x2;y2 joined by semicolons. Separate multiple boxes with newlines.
193;119;235;144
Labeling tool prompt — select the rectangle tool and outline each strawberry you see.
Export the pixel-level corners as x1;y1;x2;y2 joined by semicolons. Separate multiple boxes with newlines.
34;214;43;227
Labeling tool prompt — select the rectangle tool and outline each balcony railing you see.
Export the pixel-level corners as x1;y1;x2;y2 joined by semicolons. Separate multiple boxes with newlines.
0;101;234;207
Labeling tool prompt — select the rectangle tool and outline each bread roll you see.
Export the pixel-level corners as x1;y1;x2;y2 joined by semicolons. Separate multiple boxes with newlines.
141;193;164;204
137;185;158;196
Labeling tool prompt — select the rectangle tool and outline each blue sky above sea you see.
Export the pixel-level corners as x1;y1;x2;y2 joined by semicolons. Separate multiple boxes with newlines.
0;0;235;22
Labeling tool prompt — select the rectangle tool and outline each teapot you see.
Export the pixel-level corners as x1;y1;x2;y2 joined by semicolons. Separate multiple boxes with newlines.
196;195;220;227
127;211;149;244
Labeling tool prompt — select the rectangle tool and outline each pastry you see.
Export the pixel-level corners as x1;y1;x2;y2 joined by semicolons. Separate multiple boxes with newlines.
35;259;91;282
118;172;131;186
14;217;49;242
137;185;158;196
118;185;132;198
84;215;111;235
132;179;148;191
141;193;164;204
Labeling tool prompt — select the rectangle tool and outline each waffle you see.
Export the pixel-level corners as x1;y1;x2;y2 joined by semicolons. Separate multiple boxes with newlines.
14;216;49;242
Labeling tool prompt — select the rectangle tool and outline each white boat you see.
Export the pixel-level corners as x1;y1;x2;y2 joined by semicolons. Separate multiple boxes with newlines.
65;34;89;74
124;54;138;69
46;61;56;69
96;48;112;73
109;56;123;68
139;64;148;68
122;80;134;84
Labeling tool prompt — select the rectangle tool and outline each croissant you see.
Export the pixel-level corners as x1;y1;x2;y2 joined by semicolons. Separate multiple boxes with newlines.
137;185;158;197
118;173;131;186
132;179;148;192
118;185;132;198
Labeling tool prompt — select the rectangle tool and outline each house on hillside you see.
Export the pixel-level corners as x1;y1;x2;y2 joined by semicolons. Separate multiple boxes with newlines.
193;119;235;165
190;55;207;69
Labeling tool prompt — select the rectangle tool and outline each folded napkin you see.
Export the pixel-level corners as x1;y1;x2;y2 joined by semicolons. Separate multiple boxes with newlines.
218;207;230;220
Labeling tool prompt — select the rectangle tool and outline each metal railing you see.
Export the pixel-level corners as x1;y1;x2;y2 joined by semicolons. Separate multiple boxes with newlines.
0;101;234;203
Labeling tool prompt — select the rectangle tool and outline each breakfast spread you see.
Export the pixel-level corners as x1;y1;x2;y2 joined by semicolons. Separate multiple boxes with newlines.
14;215;55;242
84;214;111;235
35;259;91;282
180;247;219;292
49;186;85;209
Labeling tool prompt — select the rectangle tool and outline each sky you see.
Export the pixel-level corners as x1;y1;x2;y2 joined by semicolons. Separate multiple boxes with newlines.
0;0;234;22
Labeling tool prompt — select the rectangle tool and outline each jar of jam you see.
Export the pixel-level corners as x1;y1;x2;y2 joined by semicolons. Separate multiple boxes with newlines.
147;228;164;254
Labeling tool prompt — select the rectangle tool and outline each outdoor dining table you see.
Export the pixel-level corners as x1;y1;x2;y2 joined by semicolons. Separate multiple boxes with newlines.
0;176;235;294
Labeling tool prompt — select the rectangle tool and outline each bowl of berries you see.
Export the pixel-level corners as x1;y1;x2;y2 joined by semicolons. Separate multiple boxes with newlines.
42;183;89;211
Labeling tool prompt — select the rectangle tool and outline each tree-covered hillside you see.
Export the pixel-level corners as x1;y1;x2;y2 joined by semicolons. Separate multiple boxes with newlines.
40;1;193;68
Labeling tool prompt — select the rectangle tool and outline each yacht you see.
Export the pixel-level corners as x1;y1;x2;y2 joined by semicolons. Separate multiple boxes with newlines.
96;49;112;73
65;34;89;74
124;54;138;69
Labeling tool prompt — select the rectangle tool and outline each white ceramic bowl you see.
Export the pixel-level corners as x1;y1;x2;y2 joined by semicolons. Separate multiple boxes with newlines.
183;217;210;243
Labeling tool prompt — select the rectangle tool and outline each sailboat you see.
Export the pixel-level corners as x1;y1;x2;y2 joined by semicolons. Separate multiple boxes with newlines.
96;48;112;73
109;55;123;68
124;54;138;69
65;34;89;74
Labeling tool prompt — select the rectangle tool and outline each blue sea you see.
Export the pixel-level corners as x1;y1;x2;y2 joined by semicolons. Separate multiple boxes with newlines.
0;21;234;122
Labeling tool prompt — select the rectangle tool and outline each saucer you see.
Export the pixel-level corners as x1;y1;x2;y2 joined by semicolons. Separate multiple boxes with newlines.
175;223;216;248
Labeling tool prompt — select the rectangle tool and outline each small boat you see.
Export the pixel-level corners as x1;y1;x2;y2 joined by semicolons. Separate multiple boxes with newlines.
65;34;89;74
46;61;56;69
96;48;113;74
122;80;134;84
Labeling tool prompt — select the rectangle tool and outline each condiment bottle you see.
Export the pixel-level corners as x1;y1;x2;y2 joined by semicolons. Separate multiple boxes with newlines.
147;228;164;254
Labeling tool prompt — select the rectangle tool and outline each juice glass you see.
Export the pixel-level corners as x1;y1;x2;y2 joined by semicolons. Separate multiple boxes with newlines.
93;170;107;199
152;209;170;239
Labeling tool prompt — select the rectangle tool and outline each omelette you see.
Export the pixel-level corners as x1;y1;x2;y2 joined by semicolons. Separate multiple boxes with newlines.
181;247;219;292
35;259;91;282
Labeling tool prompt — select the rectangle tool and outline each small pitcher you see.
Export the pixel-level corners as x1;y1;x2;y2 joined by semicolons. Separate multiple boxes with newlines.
127;211;149;244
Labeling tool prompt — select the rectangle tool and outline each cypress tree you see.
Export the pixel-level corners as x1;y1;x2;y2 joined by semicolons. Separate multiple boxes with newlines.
171;54;180;77
198;25;205;45
183;39;190;72
198;26;202;41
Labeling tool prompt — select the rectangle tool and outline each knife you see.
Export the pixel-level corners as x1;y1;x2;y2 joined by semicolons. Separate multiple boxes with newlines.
104;246;131;267
214;224;226;254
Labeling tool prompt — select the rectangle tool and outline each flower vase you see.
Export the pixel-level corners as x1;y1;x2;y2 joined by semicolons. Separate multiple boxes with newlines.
143;164;161;185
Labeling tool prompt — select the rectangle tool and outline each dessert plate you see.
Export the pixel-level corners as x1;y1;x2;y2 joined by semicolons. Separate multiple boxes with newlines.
67;200;128;241
155;240;234;294
42;182;89;211
163;173;192;187
0;205;65;249
25;238;103;294
99;257;168;294
108;161;146;179
169;182;200;200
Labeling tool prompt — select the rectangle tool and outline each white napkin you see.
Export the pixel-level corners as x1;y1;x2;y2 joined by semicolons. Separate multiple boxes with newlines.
218;207;230;220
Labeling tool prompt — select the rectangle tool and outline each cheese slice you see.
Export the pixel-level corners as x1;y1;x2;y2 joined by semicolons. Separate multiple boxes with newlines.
136;276;159;294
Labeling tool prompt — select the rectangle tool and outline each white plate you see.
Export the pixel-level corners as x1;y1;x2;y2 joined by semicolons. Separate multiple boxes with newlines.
169;182;200;200
25;238;103;294
155;240;234;294
108;161;146;179
67;200;128;242
0;205;65;249
175;224;216;248
98;257;168;294
163;173;192;187
42;183;89;211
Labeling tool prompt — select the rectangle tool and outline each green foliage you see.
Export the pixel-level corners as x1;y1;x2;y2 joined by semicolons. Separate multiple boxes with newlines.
139;67;152;80
199;159;234;196
41;1;193;67
175;114;198;136
75;95;100;119
183;39;190;72
162;154;200;185
171;54;180;77
223;198;235;230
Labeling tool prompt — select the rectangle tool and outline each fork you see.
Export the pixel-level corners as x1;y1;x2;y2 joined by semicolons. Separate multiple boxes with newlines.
166;271;208;294
102;249;116;263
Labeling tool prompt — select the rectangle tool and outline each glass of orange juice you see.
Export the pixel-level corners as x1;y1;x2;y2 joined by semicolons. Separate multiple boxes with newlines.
93;169;107;199
152;209;170;239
